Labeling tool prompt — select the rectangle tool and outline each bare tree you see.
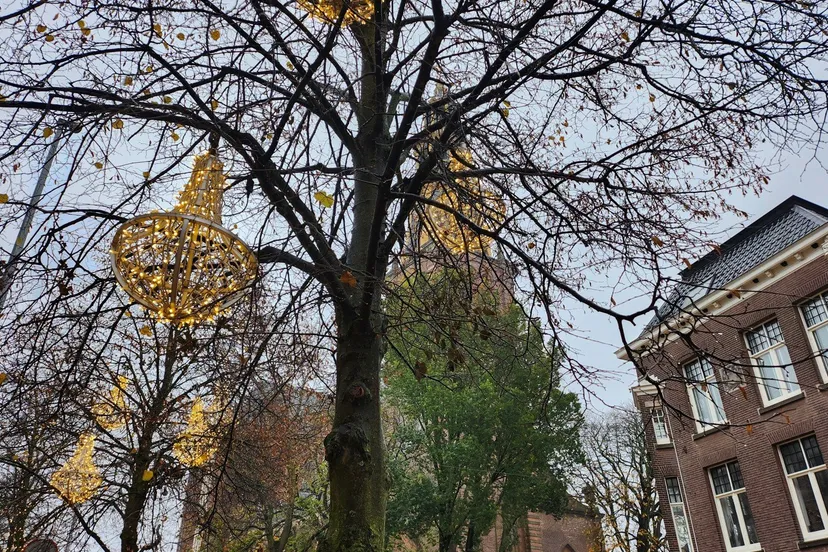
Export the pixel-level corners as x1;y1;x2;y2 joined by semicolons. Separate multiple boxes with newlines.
1;0;827;551
581;408;665;552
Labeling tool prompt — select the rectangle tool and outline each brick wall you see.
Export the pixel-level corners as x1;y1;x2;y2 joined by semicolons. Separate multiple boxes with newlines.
637;252;828;552
479;511;600;552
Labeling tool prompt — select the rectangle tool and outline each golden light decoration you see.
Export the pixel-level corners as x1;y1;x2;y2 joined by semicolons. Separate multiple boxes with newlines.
297;0;374;26
91;375;130;430
50;433;103;504
173;397;218;468
420;149;506;254
111;150;258;325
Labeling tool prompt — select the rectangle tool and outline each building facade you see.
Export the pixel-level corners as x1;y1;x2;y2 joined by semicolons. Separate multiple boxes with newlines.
622;196;828;552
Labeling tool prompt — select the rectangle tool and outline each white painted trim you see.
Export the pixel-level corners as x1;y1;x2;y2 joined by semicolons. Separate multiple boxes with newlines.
617;225;828;361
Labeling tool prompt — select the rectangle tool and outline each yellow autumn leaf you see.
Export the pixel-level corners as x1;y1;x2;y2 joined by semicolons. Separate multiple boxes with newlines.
314;191;334;208
153;23;162;36
176;32;186;40
171;132;180;141
36;24;47;33
112;119;124;129
142;469;154;481
210;99;219;110
163;96;172;104
210;29;220;40
142;171;150;179
649;94;656;102
145;65;153;73
82;28;91;37
0;193;8;203
123;76;133;86
620;31;629;41
0;373;6;386
286;61;294;70
94;162;103;169
78;20;87;29
43;127;54;138
44;34;54;42
139;325;152;336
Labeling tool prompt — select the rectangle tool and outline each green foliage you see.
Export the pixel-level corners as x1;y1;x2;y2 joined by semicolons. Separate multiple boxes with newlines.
384;270;583;552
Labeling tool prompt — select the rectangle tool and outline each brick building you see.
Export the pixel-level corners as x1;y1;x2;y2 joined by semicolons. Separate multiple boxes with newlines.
620;196;828;552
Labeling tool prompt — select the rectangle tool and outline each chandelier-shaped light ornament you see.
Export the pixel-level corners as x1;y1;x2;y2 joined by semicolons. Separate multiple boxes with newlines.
420;149;506;254
91;375;130;430
297;0;375;26
50;433;103;504
173;397;219;468
111;151;258;325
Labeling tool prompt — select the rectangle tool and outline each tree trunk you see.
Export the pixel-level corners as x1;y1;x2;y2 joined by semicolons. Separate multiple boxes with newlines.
322;313;387;552
464;522;476;552
122;331;178;552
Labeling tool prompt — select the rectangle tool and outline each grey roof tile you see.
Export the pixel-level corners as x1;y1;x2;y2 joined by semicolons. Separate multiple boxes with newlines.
643;196;828;332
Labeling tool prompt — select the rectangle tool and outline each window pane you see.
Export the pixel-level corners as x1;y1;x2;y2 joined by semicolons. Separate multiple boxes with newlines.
775;346;800;393
720;495;746;548
757;352;784;401
666;477;683;503
685;359;702;381
803;436;825;468
804;297;828;328
813;325;828;364
728;461;745;490
781;441;808;474
766;320;783;345
708;383;725;422
671;503;694;552
738;492;760;544
794;474;825;533
746;329;769;355
711;465;732;494
693;386;714;424
653;409;670;443
815;470;828;518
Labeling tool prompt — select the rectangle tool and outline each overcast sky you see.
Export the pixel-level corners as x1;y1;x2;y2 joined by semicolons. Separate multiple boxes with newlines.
574;147;828;412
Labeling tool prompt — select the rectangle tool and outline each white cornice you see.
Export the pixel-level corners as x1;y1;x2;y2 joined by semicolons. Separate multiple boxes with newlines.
616;224;828;361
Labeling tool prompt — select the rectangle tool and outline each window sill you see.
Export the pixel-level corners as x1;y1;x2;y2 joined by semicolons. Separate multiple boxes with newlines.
799;536;828;549
655;443;674;450
758;392;805;415
692;422;730;440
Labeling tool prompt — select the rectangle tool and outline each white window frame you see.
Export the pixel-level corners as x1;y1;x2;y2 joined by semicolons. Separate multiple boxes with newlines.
799;291;828;383
708;461;761;552
744;320;800;407
652;407;671;445
779;436;828;542
683;357;727;432
666;477;694;552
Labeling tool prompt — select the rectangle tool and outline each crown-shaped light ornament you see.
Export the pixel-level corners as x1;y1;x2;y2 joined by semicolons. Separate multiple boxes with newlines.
297;0;374;26
173;397;218;468
111;147;258;325
50;433;103;504
91;375;130;430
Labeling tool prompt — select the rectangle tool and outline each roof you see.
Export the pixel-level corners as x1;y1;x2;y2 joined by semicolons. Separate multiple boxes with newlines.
643;195;828;332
